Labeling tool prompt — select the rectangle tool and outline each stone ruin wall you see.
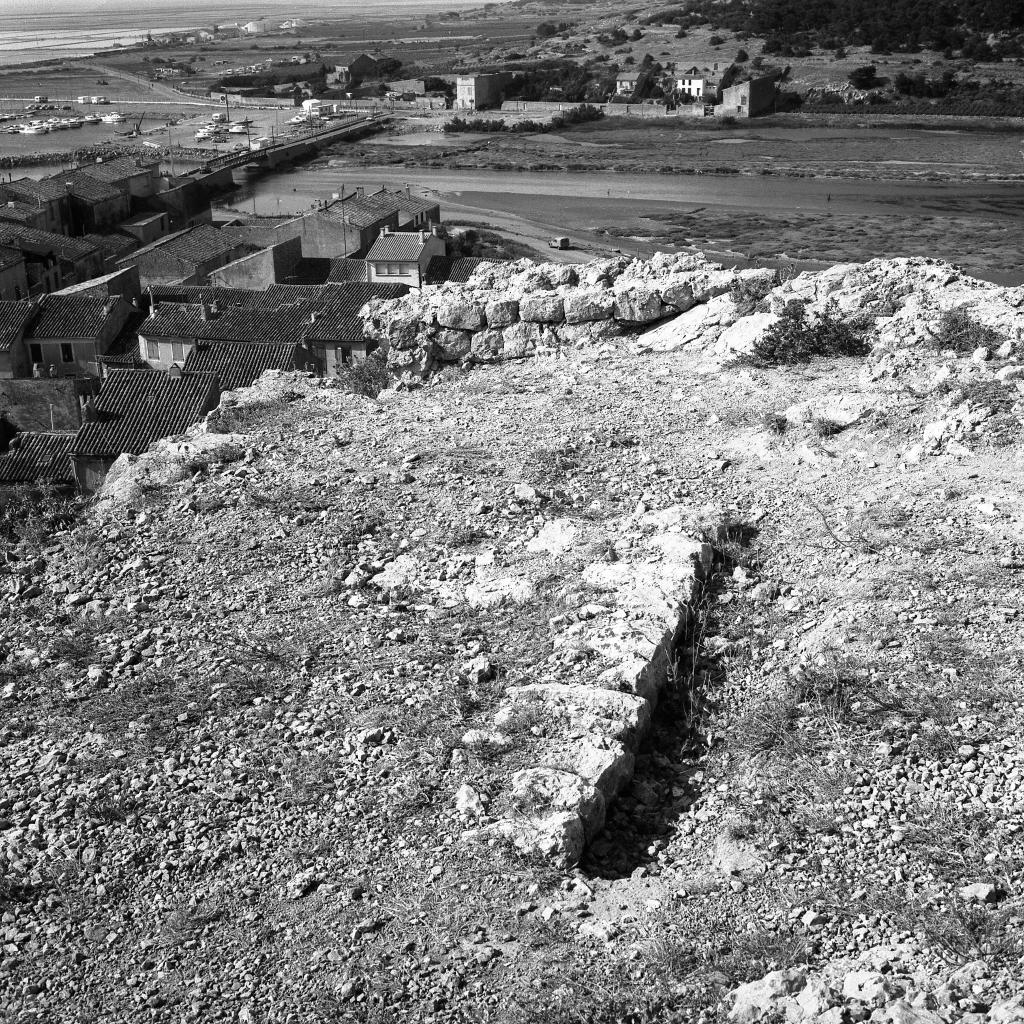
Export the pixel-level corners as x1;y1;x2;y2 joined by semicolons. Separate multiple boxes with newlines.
359;253;780;376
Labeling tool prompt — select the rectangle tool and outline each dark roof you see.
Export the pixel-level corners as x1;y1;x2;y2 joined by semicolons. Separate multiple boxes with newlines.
326;258;368;283
372;188;439;219
148;284;279;309
119;225;243;271
0;244;25;274
183;340;303;390
0;200;43;226
82;233;138;262
366;232;430;262
74;157;159;185
424;256;494;285
0;432;75;485
30;295;121;340
0;300;37;352
0;224;99;263
1;177;69;204
72;369;219;458
65;172;124;204
319;195;392;230
305;308;362;344
141;303;311;344
267;281;406;312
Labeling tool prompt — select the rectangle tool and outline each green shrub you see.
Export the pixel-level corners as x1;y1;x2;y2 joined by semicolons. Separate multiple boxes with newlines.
744;300;871;366
932;306;1006;354
345;350;391;397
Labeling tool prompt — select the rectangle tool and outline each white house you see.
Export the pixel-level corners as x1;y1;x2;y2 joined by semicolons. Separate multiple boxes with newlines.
615;72;642;96
366;228;446;290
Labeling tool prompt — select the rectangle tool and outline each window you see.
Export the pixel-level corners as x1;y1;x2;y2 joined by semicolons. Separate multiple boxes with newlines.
171;341;185;362
146;340;160;360
60;343;74;363
29;343;42;364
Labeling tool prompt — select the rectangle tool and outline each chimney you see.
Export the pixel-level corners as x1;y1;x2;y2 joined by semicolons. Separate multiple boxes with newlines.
83;397;98;423
168;364;182;379
309;310;319;324
419;230;426;243
201;302;210;321
356;186;364;196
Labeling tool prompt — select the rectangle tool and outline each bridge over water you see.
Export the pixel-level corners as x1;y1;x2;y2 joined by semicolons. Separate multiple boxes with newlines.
200;115;387;174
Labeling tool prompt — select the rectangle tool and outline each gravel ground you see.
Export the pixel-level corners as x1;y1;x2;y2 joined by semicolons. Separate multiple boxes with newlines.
1;331;1022;1020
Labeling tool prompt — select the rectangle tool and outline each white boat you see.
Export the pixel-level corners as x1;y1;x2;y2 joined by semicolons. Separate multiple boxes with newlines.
228;124;249;134
83;114;101;124
101;112;124;124
21;124;46;134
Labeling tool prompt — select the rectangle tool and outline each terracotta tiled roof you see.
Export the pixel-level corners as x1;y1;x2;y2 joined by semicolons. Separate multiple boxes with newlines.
120;225;243;271
74;157;158;185
425;256;495;285
366;232;429;262
0;201;43;226
0;300;37;352
1;177;69;204
65;172;124;204
272;282;406;313
82;233;138;262
0;432;75;485
183;340;304;390
72;369;219;458
30;295;121;340
141;303;311;344
372;188;439;219
0;224;99;263
326;258;368;283
0;244;25;274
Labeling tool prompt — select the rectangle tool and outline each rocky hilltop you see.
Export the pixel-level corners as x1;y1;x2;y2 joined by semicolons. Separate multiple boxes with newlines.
1;254;1023;1023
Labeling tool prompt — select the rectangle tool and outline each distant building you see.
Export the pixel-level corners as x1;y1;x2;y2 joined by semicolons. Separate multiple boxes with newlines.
116;225;253;287
70;367;221;491
614;72;642;97
242;20;271;35
674;68;719;102
0;247;29;302
0;225;103;295
0;301;39;377
366;228;446;289
455;73;515;110
326;53;381;88
715;76;778;118
0;178;70;236
64;171;131;234
24;294;136;378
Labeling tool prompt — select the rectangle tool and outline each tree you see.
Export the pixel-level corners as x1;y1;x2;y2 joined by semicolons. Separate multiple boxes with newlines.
736;48;749;62
848;64;879;89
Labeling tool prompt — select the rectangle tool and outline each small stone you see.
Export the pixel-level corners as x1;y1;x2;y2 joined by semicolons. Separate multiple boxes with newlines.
958;882;1003;904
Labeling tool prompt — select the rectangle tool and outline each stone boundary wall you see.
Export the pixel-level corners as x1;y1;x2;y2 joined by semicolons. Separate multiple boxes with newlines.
460;511;713;867
360;254;778;377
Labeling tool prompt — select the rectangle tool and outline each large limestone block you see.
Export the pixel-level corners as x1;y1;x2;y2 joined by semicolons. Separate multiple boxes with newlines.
613;286;665;324
470;328;505;361
502;321;544;358
437;298;486;332
520;293;565;324
662;281;697;311
714;311;779;356
564;289;615;324
484;298;519;328
499;682;651;745
433;327;473;360
510;768;606;839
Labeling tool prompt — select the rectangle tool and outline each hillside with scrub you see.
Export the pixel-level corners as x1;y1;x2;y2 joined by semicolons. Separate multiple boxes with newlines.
1;254;1024;1022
